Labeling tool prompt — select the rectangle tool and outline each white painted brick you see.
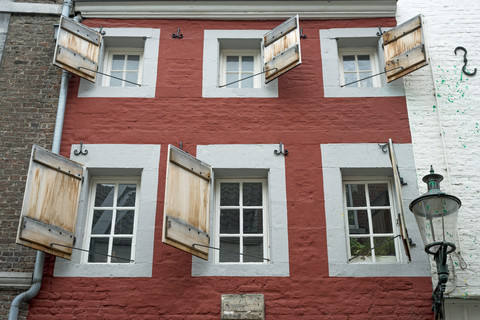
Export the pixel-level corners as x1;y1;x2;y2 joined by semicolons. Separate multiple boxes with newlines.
397;0;480;298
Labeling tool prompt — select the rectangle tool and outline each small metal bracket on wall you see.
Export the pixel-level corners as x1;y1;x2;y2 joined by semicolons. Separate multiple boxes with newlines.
454;46;477;76
376;26;386;36
300;28;307;39
179;142;183;150
98;26;106;35
74;141;88;156
378;143;388;153
274;142;288;156
172;28;183;39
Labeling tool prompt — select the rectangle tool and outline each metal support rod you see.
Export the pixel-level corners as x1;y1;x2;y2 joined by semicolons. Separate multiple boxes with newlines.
50;243;134;263
218;68;277;88
431;242;454;320
192;244;270;262
340;66;404;88
77;67;141;86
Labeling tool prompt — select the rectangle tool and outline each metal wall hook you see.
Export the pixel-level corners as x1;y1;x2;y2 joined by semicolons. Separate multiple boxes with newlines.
179;142;183;150
74;141;88;156
300;28;307;39
454;46;477;76
376;25;386;36
98;26;106;35
274;142;288;156
378;143;388;153
172;28;183;39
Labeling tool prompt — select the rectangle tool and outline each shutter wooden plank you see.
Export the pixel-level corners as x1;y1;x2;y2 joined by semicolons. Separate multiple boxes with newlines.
385;45;427;82
383;14;428;83
265;44;300;83
263;15;301;84
60;16;101;45
263;15;297;47
162;145;211;260
383;15;422;45
388;139;412;262
16;145;83;260
55;46;98;79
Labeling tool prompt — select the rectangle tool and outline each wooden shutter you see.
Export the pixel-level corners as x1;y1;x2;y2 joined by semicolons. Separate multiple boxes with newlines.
263;15;302;84
53;16;102;82
162;145;211;260
388;139;412;262
383;14;428;83
16;145;84;260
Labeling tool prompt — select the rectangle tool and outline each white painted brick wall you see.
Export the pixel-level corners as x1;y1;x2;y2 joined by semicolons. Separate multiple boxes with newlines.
397;0;480;298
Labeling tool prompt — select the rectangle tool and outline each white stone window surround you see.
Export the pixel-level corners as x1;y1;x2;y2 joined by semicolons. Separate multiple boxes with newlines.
203;30;278;98
54;144;160;277
321;143;430;277
320;27;405;98
78;28;160;98
192;144;289;276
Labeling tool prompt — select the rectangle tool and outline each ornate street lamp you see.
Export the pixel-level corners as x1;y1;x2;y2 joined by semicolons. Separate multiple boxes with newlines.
409;166;461;320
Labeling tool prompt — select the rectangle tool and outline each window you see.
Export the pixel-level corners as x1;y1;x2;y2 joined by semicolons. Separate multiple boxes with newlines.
203;30;278;98
85;178;140;263
54;144;160;277
192;144;289;277
320;28;404;97
338;48;380;88
103;49;143;87
321;143;430;277
216;179;268;263
344;179;398;263
78;28;160;98
219;50;261;89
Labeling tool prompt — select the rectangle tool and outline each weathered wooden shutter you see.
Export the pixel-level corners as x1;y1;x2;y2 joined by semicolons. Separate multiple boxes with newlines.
16;145;84;260
388;139;412;262
263;15;302;84
53;16;102;82
162;145;211;260
383;14;428;83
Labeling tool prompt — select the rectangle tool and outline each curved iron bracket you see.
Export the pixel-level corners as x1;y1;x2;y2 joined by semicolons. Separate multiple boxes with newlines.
74;141;88;156
172;28;183;39
454;46;477;76
274;142;288;156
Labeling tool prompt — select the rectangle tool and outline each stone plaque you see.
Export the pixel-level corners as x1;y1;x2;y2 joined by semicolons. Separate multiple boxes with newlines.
221;294;265;320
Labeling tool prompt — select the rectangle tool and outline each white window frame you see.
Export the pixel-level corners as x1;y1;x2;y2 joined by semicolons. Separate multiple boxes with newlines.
78;28;160;98
214;178;269;264
83;177;141;264
203;30;278;98
102;48;144;87
338;47;380;88
320;28;405;98
54;144;160;277
321;143;430;277
192;144;289;277
219;49;261;89
343;178;400;264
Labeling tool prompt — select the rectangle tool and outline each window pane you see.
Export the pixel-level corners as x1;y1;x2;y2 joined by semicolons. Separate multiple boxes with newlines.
241;74;253;88
349;237;371;258
111;55;125;71
243;237;263;262
243;209;263;234
348;210;369;234
242;56;254;72
357;55;372;70
220;183;239;206
91;210;112;235
115;210;135;234
117;184;137;207
342;55;356;71
344;72;358;87
95;184;115;207
125;72;139;87
220;209;240;234
110;72;124;86
243;183;262;206
226;73;239;88
226;56;239;71
219;237;240;262
372;209;393;233
345;184;366;207
126;55;140;70
359;72;373;87
368;183;390;206
373;237;396;256
111;238;132;263
88;238;109;263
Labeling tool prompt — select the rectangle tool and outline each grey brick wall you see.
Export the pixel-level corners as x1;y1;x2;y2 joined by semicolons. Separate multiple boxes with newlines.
0;9;62;319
